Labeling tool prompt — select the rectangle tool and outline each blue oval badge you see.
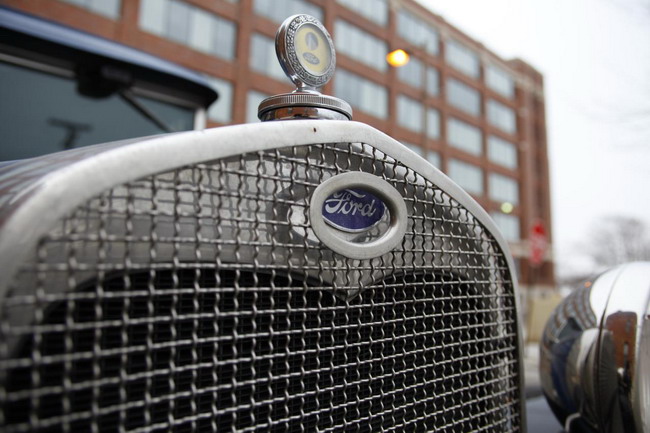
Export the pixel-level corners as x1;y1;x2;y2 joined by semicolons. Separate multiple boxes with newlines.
322;188;386;233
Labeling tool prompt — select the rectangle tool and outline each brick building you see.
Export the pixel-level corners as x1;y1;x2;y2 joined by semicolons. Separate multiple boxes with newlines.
5;0;555;291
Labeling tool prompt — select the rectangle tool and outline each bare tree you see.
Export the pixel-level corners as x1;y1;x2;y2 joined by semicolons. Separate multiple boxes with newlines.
585;216;650;269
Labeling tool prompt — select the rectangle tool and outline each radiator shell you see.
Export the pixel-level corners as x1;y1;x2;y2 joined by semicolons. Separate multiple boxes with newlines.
0;120;525;432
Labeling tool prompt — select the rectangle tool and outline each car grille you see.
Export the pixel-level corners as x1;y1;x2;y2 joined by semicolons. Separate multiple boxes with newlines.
0;142;521;432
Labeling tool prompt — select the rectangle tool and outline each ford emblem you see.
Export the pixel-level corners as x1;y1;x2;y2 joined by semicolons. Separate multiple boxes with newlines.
322;188;386;233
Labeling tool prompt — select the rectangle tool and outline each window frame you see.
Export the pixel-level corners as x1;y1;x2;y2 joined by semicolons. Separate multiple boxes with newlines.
139;0;237;61
334;68;388;120
447;158;484;196
487;99;517;134
486;64;515;99
445;39;480;78
488;172;519;205
487;135;518;169
396;9;439;55
336;0;388;26
446;77;482;117
334;19;388;72
447;117;483;156
0;51;205;135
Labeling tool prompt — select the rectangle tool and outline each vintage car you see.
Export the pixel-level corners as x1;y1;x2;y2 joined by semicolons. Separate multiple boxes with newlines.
1;9;645;433
540;262;650;433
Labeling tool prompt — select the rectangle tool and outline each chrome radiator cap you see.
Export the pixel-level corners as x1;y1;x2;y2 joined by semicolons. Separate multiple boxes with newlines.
257;14;352;122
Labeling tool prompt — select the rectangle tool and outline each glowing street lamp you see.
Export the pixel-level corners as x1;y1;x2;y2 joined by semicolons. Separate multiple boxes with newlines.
500;202;514;214
386;49;410;68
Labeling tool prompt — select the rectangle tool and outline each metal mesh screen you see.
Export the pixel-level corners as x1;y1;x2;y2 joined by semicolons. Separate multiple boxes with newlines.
0;142;521;432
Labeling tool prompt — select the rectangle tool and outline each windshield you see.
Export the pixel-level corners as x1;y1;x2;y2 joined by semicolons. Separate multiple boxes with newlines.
0;60;195;161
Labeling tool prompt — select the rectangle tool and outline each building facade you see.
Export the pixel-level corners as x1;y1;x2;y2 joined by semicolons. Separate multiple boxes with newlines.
5;0;555;291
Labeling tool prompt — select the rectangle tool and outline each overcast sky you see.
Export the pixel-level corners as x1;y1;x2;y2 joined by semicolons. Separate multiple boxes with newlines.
418;0;650;276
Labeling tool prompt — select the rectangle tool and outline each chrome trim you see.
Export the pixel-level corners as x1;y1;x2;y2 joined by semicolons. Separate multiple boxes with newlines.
259;103;351;121
130;85;201;111
0;51;74;77
309;172;407;260
258;92;352;121
540;262;650;432
0;120;518;305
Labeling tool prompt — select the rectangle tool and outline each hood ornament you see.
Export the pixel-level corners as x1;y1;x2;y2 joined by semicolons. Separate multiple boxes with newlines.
258;14;352;121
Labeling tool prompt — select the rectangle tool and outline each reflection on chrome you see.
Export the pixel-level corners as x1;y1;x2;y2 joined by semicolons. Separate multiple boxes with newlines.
540;262;650;432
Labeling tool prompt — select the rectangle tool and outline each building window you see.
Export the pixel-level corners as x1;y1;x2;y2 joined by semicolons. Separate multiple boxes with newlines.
401;143;440;169
427;151;441;168
246;90;269;123
139;0;236;60
447;118;482;156
426;108;440;139
334;69;387;119
491;212;520;241
488;135;517;169
206;77;233;124
489;173;519;204
250;33;286;81
396;96;439;138
402;142;423;156
487;99;517;134
396;58;439;96
448;159;483;195
446;78;481;116
446;39;480;78
336;0;388;25
60;0;121;19
334;20;388;72
253;0;322;22
486;65;515;99
397;94;422;133
396;9;439;55
397;56;423;88
426;67;439;96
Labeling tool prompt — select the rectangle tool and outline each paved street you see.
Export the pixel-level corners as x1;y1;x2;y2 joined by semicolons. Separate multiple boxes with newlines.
524;343;542;398
523;343;565;431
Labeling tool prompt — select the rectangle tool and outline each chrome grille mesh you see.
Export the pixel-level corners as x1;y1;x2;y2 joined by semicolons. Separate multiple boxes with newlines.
0;143;520;432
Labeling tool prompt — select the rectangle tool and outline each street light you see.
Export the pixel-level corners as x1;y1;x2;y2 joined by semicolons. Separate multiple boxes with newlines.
500;202;514;214
386;49;409;68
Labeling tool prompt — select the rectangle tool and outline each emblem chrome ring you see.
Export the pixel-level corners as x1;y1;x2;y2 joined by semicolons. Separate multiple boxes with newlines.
275;14;336;90
309;172;408;260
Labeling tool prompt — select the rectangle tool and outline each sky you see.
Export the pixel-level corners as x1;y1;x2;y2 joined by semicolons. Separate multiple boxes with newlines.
418;0;650;276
